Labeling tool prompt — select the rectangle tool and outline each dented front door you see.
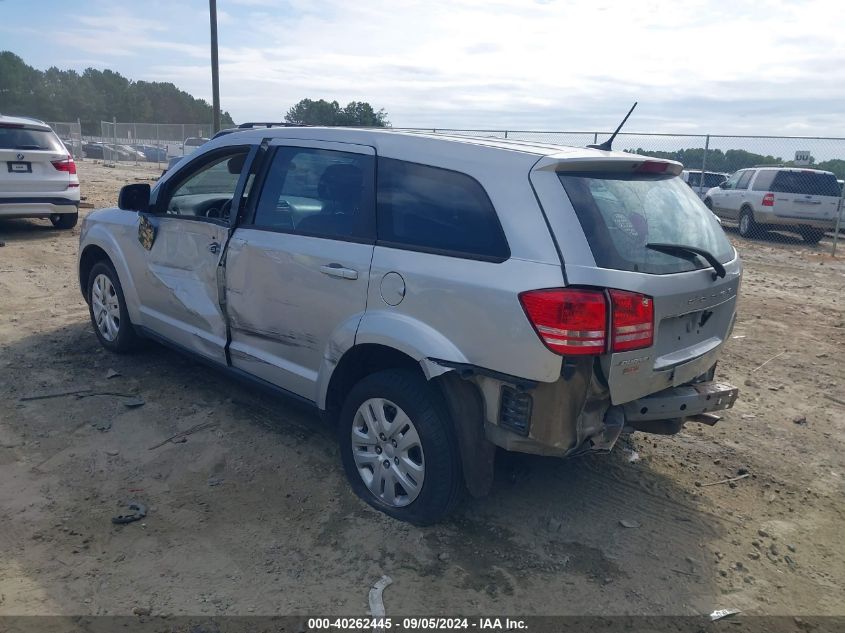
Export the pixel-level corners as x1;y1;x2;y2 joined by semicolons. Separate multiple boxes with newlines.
137;216;229;363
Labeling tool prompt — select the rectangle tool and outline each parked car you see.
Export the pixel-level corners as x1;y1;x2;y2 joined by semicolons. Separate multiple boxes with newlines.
0;114;80;228
82;142;105;160
131;144;167;162
78;127;741;524
681;170;728;200
704;167;841;243
166;136;210;159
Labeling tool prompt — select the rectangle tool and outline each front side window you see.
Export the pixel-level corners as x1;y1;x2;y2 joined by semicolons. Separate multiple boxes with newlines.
252;147;375;240
376;158;509;260
722;171;742;190
558;172;734;275
163;150;250;221
736;171;754;190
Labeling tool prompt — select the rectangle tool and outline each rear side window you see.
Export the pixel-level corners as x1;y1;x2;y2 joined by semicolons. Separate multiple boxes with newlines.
376;158;509;261
771;171;840;196
0;126;64;151
559;173;734;275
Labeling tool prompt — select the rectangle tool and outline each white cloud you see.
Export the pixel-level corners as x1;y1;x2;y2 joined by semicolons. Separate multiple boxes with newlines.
45;0;845;133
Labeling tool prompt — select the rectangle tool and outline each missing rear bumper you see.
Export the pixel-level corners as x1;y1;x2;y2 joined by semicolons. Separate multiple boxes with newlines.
623;380;739;433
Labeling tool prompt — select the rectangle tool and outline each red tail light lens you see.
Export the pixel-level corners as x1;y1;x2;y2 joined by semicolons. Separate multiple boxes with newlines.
762;193;774;207
636;161;669;174
609;289;654;352
519;289;607;355
51;156;77;175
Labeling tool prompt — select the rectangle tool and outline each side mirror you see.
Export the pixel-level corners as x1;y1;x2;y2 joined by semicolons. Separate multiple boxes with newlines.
719;182;729;189
118;183;151;212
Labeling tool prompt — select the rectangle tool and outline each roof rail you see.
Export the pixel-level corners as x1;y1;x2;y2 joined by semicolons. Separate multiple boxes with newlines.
212;121;304;140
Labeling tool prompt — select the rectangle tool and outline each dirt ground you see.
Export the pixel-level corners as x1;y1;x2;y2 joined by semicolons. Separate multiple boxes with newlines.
0;161;843;618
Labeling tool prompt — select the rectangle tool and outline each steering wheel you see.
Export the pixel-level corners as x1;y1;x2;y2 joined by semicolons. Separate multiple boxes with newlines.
203;199;232;219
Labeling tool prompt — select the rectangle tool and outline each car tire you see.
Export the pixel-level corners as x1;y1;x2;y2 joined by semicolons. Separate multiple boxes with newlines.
338;369;463;525
50;210;78;230
738;208;758;238
87;261;139;353
800;228;826;244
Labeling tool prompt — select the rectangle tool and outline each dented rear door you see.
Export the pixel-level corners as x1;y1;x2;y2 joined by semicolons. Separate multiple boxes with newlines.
224;140;376;402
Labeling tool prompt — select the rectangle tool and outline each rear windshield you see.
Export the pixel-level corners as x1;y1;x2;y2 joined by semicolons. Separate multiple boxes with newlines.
0;126;64;151
686;172;726;188
558;173;734;275
770;171;840;197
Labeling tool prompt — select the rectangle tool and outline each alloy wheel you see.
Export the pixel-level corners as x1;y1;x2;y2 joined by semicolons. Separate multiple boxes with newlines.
91;273;121;342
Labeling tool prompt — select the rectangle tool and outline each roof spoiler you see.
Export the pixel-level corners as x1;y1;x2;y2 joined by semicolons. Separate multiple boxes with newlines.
535;154;683;176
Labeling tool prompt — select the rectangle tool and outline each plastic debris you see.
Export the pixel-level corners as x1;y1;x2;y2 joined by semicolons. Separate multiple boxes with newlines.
368;575;393;617
112;501;147;525
619;519;640;528
709;608;740;621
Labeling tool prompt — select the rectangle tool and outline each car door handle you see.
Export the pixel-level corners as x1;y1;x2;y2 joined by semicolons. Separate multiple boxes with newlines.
320;264;358;280
208;241;220;254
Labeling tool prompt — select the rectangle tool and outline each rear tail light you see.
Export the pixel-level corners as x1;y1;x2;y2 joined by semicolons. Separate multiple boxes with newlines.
608;289;654;352
519;289;607;355
51;156;77;175
519;288;654;356
762;193;774;207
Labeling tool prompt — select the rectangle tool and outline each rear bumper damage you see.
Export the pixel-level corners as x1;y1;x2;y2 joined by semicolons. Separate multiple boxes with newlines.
468;365;738;458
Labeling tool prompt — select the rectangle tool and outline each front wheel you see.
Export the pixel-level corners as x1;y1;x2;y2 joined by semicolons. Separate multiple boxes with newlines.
87;261;139;353
338;369;463;525
50;210;78;230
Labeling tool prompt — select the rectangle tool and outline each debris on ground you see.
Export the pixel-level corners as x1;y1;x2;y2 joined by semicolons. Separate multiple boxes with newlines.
93;421;112;432
709;608;741;621
121;396;145;408
112;501;147;525
207;476;224;487
132;606;151;616
148;420;217;450
792;415;807;425
619;519;641;528
106;368;121;379
368;575;393;617
701;473;750;487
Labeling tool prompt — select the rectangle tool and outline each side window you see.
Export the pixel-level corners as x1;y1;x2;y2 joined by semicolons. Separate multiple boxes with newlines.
722;172;742;190
252;147;374;241
376;158;509;261
751;170;776;191
162;150;250;221
736;171;754;190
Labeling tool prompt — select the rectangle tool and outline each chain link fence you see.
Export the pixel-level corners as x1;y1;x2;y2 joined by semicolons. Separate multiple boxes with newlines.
76;122;845;254
46;121;83;160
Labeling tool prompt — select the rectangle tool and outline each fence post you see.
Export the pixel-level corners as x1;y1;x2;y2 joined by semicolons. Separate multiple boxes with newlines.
699;134;710;197
504;130;508;139
112;117;118;165
156;123;161;170
181;124;186;155
833;193;844;257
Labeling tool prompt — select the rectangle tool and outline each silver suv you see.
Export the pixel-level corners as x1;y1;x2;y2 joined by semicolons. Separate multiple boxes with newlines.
78;127;741;524
704;166;842;243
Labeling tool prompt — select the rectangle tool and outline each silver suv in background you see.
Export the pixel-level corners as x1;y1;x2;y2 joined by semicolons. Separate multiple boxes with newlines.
78;127;741;524
0;115;80;229
704;166;841;243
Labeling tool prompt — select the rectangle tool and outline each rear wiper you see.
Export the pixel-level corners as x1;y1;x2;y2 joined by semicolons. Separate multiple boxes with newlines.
646;243;726;280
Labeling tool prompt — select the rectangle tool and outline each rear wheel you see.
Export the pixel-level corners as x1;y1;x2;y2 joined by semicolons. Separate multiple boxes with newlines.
50;210;78;230
338;369;463;525
87;261;139;353
738;208;758;238
800;228;826;244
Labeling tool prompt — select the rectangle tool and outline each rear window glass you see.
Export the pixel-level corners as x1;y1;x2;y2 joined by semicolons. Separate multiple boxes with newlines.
0;126;64;151
377;158;509;260
686;172;726;188
771;171;840;197
558;173;734;275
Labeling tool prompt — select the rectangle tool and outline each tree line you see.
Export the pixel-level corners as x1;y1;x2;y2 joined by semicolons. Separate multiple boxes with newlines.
0;51;235;135
626;147;845;179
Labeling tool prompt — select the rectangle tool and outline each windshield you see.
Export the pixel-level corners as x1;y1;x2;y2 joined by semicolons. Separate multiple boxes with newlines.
0;126;64;151
558;172;735;274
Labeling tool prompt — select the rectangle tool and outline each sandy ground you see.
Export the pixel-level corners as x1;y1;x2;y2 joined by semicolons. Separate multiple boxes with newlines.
0;161;843;618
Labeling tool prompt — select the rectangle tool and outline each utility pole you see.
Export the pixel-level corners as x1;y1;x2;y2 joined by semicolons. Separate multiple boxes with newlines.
209;0;221;134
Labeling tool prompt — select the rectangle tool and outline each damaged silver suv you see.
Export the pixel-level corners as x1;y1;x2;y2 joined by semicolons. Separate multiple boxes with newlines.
78;125;740;524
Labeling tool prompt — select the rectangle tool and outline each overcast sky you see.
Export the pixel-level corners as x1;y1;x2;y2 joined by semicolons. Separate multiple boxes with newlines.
2;0;844;135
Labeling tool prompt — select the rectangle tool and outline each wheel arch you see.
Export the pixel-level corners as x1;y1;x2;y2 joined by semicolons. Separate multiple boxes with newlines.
78;233;142;323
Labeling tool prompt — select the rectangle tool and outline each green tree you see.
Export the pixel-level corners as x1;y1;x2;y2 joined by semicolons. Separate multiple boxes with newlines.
284;98;389;127
0;51;235;134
